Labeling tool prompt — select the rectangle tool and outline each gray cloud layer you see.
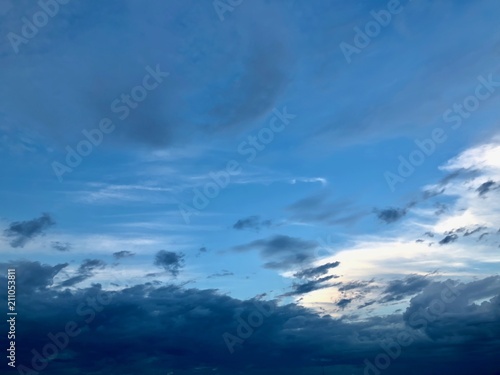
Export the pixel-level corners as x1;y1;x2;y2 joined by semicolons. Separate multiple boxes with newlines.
1;261;499;375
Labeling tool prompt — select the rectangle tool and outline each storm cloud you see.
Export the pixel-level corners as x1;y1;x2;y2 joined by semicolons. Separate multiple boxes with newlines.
1;261;499;375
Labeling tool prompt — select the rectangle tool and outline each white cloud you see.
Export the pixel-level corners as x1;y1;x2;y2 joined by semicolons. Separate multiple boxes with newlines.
297;136;500;315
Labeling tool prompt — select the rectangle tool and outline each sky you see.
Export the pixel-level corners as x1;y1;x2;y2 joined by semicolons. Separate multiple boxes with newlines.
1;0;500;374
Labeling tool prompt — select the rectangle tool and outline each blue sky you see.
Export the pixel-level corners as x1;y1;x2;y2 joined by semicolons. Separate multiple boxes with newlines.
1;0;500;374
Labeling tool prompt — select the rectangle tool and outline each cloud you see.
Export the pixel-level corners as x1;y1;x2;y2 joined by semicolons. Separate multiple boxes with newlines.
304;137;500;314
381;274;431;303
195;247;208;258
336;298;353;309
477;180;498;196
232;216;272;231
375;207;408;224
51;241;71;252
60;259;107;287
479;232;490;241
402;276;500;344
439;234;459;245
154;250;184;277
0;260;67;293
3;213;55;248
284;275;339;296
338;280;374;292
207;270;234;279
233;235;319;270
358;300;377;309
112;250;136;259
293;262;340;279
79;259;106;273
59;274;93;288
0;0;293;151
3;261;500;375
464;226;487;237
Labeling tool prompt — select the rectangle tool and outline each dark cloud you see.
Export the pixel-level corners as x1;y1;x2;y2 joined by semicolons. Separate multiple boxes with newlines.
60;259;107;287
464;226;486;237
59;274;93;288
154;250;184;277
51;241;71;252
358;300;377;309
477;180;498;196
3;213;55;248
79;259;106;273
422;188;446;200
293;262;340;279
112;250;136;259
338;280;373;292
1;261;500;375
434;202;448;215
375;207;408;224
233;235;319;270
207;270;234;279
381;274;431;303
336;298;353;309
284;275;339;296
479;232;490;241
402;277;500;347
438;168;479;187
0;260;67;293
375;169;479;224
233;216;272;231
195;247;208;258
439;234;459;245
2;2;292;151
